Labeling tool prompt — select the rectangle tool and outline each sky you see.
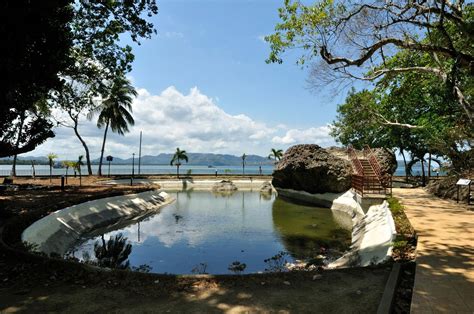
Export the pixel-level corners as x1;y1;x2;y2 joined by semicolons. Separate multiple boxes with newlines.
29;0;362;160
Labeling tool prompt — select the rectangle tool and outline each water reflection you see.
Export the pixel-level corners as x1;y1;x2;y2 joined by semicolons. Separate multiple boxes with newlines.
271;197;351;260
71;191;351;274
93;233;132;269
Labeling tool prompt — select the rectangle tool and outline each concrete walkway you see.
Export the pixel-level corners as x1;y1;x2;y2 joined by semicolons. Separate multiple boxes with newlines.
393;188;474;313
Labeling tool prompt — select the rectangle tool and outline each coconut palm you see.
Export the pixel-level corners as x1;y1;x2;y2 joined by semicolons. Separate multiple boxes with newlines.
241;153;247;175
170;148;188;178
47;153;58;182
90;75;137;176
62;161;76;184
75;155;84;186
268;148;283;165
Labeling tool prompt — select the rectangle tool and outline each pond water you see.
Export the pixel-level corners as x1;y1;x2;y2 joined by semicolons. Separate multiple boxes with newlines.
67;191;351;274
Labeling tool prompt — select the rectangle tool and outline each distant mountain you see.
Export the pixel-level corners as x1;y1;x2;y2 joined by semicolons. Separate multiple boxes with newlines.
92;153;273;166
0;156;49;165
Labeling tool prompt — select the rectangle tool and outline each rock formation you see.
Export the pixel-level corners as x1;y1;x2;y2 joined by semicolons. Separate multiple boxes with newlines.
211;180;238;193
372;148;397;176
260;181;273;194
272;144;353;194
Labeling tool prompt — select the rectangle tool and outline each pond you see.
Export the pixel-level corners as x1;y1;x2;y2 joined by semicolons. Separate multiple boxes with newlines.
66;191;352;274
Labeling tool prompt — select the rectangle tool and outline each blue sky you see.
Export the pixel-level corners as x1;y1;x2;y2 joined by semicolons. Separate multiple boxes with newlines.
31;0;363;159
127;0;345;128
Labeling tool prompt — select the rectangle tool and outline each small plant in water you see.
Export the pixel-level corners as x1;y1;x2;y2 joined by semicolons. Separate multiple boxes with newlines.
173;214;183;224
23;241;40;253
306;256;325;268
228;261;247;274
191;263;208;274
264;251;289;272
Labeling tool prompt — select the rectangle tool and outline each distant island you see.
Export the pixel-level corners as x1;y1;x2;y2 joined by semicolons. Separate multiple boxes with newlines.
0;153;274;167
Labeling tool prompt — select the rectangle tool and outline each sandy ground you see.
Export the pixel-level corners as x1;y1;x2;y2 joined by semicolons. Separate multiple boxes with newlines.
393;188;473;313
0;177;390;313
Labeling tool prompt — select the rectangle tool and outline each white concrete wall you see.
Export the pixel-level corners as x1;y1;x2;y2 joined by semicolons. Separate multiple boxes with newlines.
22;190;173;256
328;200;396;268
274;188;396;268
103;179;270;190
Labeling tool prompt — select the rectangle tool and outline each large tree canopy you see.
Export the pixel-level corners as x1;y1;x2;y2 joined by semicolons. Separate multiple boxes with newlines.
0;0;73;157
0;0;158;158
266;0;474;122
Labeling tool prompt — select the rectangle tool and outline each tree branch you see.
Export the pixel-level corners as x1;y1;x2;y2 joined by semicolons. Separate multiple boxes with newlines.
320;38;473;69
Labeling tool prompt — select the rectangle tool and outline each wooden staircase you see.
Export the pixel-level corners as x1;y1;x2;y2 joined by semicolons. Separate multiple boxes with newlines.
359;158;385;194
348;145;391;196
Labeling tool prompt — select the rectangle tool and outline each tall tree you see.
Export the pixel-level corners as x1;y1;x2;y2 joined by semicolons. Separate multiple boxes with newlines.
266;1;474;123
75;155;84;186
241;153;247;175
1;0;158;159
55;1;158;173
170;148;188;179
53;80;96;175
90;75;137;176
62;160;75;184
0;0;73;157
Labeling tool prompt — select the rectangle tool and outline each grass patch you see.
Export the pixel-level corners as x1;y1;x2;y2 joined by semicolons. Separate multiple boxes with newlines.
388;197;415;236
387;197;416;262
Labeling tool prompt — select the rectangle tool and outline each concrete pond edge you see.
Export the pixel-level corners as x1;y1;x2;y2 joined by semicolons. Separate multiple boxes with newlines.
275;188;397;268
22;190;174;256
22;181;396;270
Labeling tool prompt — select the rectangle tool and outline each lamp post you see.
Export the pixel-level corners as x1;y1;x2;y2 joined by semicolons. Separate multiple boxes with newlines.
138;131;142;175
131;153;135;186
106;155;113;177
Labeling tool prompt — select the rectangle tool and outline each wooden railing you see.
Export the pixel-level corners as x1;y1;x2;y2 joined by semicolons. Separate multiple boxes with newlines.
348;145;364;175
351;174;364;196
363;145;391;189
348;145;392;196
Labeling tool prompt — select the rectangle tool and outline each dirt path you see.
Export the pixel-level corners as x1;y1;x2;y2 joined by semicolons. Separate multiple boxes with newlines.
393;188;474;313
0;267;389;314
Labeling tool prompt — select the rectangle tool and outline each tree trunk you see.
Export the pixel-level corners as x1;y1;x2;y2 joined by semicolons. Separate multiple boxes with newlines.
176;164;180;178
11;155;18;177
11;114;25;177
49;161;53;182
31;160;35;179
421;158;426;186
97;120;110;176
400;148;409;182
428;152;432;178
73;120;93;175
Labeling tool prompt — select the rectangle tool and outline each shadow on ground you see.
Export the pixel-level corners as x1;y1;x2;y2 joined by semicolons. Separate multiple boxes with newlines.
393;188;474;313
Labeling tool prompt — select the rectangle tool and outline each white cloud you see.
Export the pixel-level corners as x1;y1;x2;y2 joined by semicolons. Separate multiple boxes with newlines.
272;126;335;146
28;86;335;160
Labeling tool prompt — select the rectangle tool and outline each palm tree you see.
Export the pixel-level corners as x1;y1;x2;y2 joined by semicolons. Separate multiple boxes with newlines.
75;155;84;186
62;161;75;184
241;153;247;175
268;148;283;165
170;148;188;178
47;153;58;182
90;75;137;176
